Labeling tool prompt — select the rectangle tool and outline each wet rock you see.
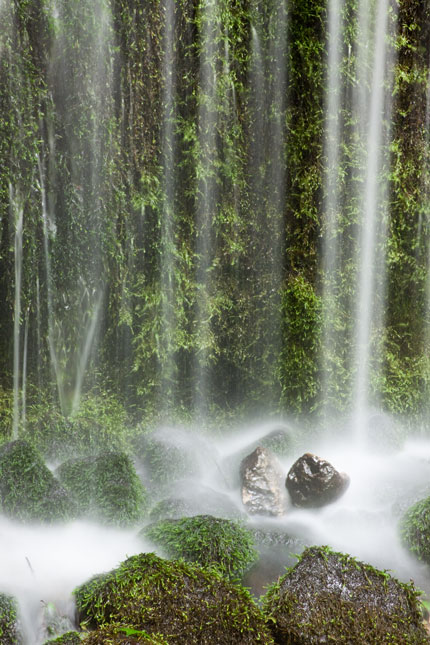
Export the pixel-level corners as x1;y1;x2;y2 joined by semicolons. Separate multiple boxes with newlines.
285;452;349;508
149;487;244;521
263;545;428;644
240;446;288;516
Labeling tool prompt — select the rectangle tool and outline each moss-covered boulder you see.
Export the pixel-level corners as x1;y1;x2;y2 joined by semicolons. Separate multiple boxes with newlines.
141;515;258;580
74;552;274;644
400;496;430;564
81;624;167;644
148;490;244;521
0;592;21;644
43;632;82;644
56;452;146;526
0;440;76;523
263;545;428;644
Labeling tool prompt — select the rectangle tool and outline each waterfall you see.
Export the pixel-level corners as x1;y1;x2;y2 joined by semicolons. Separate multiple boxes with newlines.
11;185;23;439
160;0;177;411
352;0;397;434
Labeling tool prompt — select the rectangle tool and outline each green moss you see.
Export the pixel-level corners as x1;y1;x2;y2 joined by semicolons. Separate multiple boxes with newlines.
56;452;146;527
43;632;82;644
263;545;428;644
0;440;76;523
400;496;430;564
81;624;167;644
0;592;21;644
141;515;258;580
74;552;274;644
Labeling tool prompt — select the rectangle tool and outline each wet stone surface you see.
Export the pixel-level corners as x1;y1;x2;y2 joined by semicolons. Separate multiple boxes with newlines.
285;452;350;508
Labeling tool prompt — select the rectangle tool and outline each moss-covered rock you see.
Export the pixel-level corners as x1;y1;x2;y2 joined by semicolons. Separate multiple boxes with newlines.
56;452;146;526
400;496;430;564
0;592;21;644
43;632;82;644
0;440;76;523
263;545;428;644
81;624;167;644
74;552;274;644
141;515;258;580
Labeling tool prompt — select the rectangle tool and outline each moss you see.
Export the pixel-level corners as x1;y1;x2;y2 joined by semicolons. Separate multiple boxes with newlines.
400;496;430;564
74;552;274;644
56;452;146;527
263;545;428;644
141;515;258;580
43;632;82;644
81;624;167;644
0;440;76;523
0;592;21;645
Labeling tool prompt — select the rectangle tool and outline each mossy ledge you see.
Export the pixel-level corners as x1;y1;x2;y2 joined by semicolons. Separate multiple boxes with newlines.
74;552;274;644
262;545;429;644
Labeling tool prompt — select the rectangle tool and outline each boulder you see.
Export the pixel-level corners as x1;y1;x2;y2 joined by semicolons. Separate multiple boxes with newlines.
285;452;349;508
0;440;76;523
141;514;258;580
240;446;288;516
263;545;429;644
0;592;21;644
56;452;147;526
74;552;274;644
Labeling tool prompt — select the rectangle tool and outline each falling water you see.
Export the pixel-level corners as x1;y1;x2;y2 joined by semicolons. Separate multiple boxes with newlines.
321;0;344;407
193;0;220;415
11;185;24;439
160;0;176;409
352;0;397;435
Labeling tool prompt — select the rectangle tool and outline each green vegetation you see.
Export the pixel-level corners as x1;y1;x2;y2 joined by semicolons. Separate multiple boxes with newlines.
81;625;168;644
43;632;82;645
0;440;76;523
400;496;430;564
141;515;258;580
56;452;146;526
263;545;428;644
0;593;21;645
74;552;274;644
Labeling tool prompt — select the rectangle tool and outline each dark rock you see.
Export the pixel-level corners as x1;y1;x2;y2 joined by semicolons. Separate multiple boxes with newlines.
141;514;258;580
0;592;21;644
263;545;429;644
285;452;349;508
56;452;147;526
74;552;274;644
240;447;288;516
0;440;77;523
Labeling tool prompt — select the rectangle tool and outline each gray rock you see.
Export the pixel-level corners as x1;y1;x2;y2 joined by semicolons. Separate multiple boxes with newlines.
285;452;349;508
240;446;288;516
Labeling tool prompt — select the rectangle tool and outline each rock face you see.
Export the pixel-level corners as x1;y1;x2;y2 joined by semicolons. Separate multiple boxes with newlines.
240;447;288;516
263;546;429;644
74;552;274;644
285;452;349;508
